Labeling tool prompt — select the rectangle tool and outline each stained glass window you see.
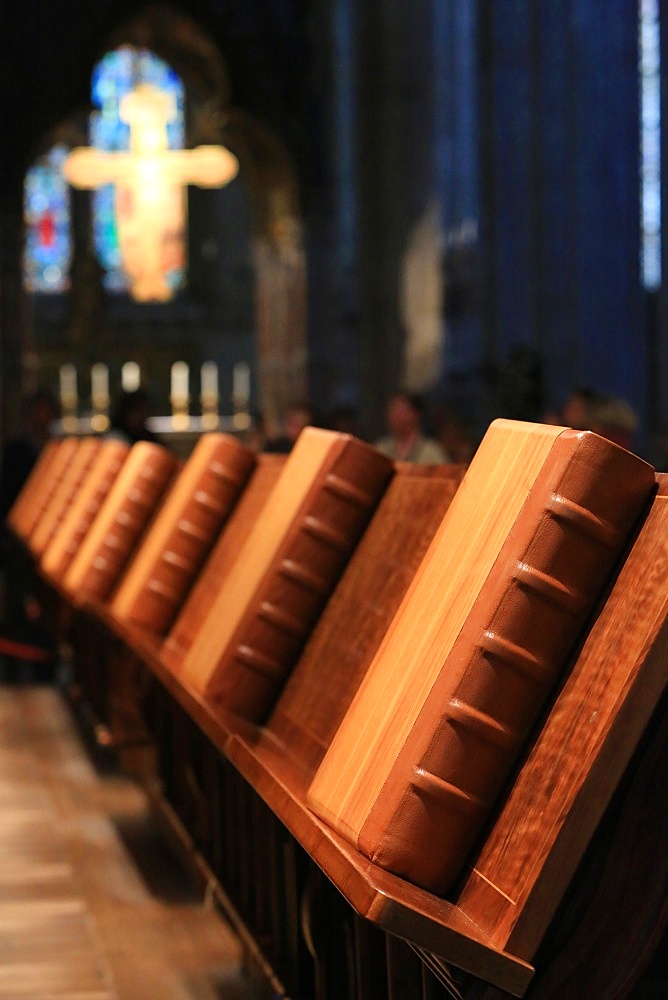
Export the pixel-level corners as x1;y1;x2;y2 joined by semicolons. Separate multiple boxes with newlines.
23;48;187;298
89;46;186;294
640;0;661;289
23;144;72;293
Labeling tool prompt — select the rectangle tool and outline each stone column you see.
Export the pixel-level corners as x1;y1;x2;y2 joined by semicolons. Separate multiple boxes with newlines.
354;0;440;439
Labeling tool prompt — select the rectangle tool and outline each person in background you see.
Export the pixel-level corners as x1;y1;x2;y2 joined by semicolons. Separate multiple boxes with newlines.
242;411;268;453
589;395;639;451
558;387;639;452
265;402;313;453
560;386;601;431
375;392;449;463
107;389;161;446
434;406;477;465
0;389;60;522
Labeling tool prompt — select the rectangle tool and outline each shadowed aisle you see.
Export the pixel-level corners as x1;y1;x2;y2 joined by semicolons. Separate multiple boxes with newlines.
0;684;255;1000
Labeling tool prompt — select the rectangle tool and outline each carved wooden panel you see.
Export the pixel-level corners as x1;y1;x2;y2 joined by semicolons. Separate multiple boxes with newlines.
11;437;81;543
176;428;394;721
40;440;130;582
62;442;178;604
29;438;102;557
109;433;256;634
308;421;655;894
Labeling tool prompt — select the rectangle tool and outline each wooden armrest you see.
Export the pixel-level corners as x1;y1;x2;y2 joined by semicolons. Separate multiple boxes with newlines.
224;726;534;997
78;600;164;661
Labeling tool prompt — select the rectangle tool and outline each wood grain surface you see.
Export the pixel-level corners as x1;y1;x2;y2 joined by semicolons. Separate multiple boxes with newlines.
6;438;62;539
105;431;668;993
62;441;178;603
12;437;81;543
307;421;564;838
267;464;464;768
40;439;130;581
457;479;668;960
307;420;656;894
108;433;256;633
161;453;288;668
29;437;102;557
176;429;393;719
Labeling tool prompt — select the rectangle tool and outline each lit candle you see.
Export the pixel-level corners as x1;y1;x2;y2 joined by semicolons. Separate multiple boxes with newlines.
59;363;77;408
200;361;219;429
171;361;189;402
90;363;110;432
232;362;251;431
232;362;250;406
91;363;109;406
121;361;141;393
170;361;190;428
201;361;218;403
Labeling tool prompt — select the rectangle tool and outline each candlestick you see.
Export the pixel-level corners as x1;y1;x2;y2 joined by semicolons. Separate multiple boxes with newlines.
200;361;219;430
121;361;141;393
232;362;251;430
170;361;190;429
59;363;77;405
91;363;109;404
90;363;110;432
59;363;78;432
171;361;189;400
232;362;250;405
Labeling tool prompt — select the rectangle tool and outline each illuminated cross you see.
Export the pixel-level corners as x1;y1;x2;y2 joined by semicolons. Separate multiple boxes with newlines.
64;83;239;302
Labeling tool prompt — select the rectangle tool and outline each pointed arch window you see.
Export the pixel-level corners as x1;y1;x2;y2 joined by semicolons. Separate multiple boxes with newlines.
89;46;187;295
22;144;72;293
22;47;187;299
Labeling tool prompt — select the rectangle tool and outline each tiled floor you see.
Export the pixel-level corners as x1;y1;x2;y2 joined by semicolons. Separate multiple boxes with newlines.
0;684;254;1000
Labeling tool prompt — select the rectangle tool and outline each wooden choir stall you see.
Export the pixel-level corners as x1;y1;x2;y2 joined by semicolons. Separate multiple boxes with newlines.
6;418;668;1000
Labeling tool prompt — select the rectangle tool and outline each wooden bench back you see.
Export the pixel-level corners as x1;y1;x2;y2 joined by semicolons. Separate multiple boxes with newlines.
6;437;63;540
62;441;178;605
171;428;394;720
161;452;289;668
36;422;668;994
40;439;130;581
29;437;102;557
220;426;665;992
108;433;256;634
9;437;81;543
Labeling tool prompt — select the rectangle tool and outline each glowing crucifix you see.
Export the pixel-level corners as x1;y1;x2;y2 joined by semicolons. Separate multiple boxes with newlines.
64;83;238;302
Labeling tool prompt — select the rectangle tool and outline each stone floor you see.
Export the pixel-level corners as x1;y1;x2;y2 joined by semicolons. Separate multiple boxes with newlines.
0;683;256;1000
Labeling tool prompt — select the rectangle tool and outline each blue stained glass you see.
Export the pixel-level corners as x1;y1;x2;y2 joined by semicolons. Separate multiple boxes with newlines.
639;0;662;289
23;144;72;293
90;46;186;294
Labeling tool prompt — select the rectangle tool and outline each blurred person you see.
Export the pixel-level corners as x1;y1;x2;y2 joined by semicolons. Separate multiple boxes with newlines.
559;387;638;451
242;411;268;453
265;402;313;453
434;407;477;465
561;386;602;430
375;392;449;463
108;389;160;446
589;394;639;451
